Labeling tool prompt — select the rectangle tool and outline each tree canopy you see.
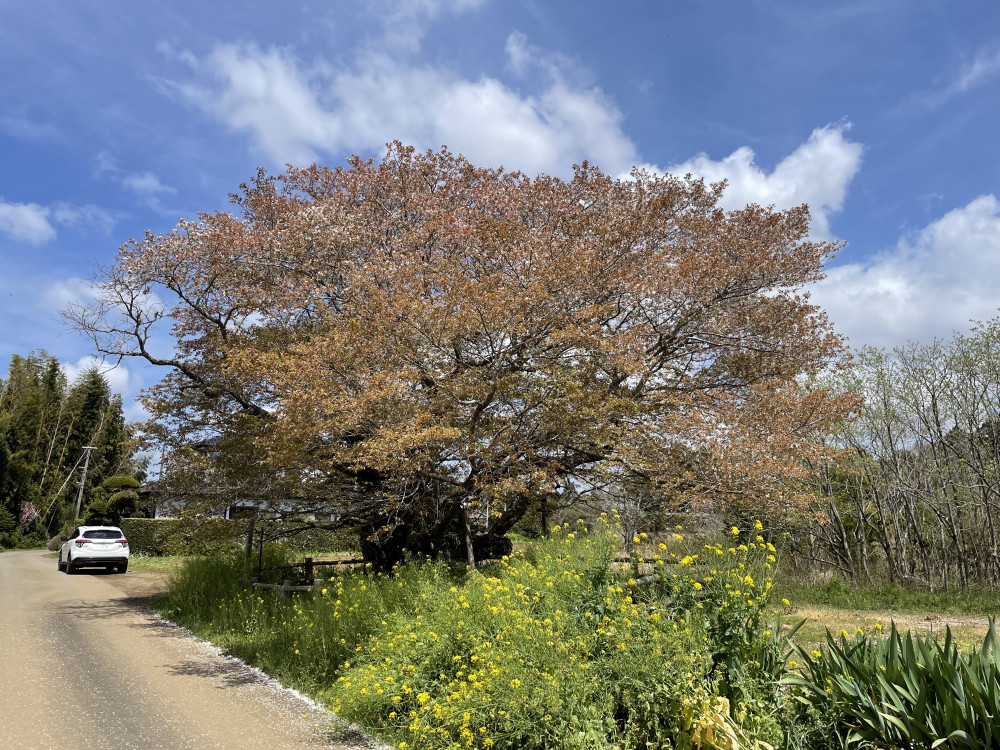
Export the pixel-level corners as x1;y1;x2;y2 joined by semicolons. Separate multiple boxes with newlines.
69;143;855;568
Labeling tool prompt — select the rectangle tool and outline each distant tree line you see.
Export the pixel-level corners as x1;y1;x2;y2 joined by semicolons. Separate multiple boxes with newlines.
0;352;140;547
784;318;1000;590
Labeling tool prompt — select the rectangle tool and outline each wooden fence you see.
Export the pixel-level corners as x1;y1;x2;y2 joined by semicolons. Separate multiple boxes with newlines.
249;556;364;599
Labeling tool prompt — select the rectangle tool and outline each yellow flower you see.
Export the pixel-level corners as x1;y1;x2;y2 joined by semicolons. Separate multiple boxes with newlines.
754;520;763;530
810;649;822;658
781;598;790;606
731;526;740;536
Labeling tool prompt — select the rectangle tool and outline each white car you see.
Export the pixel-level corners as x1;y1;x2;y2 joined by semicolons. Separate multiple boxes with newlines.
58;526;129;574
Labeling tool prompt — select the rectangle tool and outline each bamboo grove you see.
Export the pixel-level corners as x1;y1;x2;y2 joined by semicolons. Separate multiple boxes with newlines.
0;352;137;545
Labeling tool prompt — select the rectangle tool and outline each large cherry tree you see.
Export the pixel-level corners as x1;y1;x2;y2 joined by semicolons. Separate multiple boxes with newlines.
69;143;855;569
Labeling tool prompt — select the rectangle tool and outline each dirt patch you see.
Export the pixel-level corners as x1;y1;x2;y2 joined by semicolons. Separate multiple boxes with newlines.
103;569;170;601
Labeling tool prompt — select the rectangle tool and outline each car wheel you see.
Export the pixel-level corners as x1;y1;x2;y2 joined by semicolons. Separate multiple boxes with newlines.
117;563;128;574
65;558;75;574
57;554;65;572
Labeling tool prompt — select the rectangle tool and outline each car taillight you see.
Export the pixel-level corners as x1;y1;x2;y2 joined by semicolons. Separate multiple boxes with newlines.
75;539;91;546
118;539;128;547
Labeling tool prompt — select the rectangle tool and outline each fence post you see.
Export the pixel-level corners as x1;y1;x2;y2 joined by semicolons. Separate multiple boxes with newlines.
257;527;265;580
304;557;314;582
281;579;291;602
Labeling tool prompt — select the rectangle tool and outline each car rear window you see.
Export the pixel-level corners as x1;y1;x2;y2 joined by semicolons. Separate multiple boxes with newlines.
83;529;122;540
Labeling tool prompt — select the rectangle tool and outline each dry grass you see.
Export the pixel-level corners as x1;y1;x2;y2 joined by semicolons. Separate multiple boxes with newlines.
787;604;992;651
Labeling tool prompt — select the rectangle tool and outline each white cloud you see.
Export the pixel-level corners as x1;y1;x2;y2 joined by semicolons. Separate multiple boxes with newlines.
954;47;1000;92
921;44;1000;107
0;112;60;141
812;195;1000;349
0;200;57;244
50;202;116;234
159;34;639;176
371;0;490;54
93;152;176;205
664;123;863;239
123;400;151;423
61;355;133;397
120;171;177;196
44;277;100;311
0;199;114;245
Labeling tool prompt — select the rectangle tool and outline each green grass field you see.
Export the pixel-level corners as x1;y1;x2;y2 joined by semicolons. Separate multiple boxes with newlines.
776;576;1000;650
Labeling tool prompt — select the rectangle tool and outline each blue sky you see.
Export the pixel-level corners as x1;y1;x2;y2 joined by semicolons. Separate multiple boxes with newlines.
1;0;999;416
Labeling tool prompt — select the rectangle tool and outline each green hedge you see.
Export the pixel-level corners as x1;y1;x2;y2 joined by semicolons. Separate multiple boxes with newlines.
262;522;360;554
121;518;248;556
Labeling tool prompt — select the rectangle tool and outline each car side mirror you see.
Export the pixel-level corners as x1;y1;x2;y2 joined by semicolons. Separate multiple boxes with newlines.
60;536;68;541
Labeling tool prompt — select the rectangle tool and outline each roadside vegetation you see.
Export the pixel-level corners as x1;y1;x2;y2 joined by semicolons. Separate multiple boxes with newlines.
159;519;800;749
151;518;1000;749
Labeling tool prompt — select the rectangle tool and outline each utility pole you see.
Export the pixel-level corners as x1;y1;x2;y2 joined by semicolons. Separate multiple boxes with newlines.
74;446;97;520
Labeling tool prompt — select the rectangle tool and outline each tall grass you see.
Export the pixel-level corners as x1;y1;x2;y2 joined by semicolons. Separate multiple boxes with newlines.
157;546;456;692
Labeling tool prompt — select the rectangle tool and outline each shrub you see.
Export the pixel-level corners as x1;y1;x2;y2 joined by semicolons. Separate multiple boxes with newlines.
120;518;182;555
0;506;15;549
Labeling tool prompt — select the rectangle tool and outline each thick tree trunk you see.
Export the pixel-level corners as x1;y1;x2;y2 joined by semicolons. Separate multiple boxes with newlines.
358;521;412;574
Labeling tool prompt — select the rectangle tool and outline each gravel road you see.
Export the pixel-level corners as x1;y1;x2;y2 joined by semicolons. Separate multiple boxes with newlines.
0;549;375;750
